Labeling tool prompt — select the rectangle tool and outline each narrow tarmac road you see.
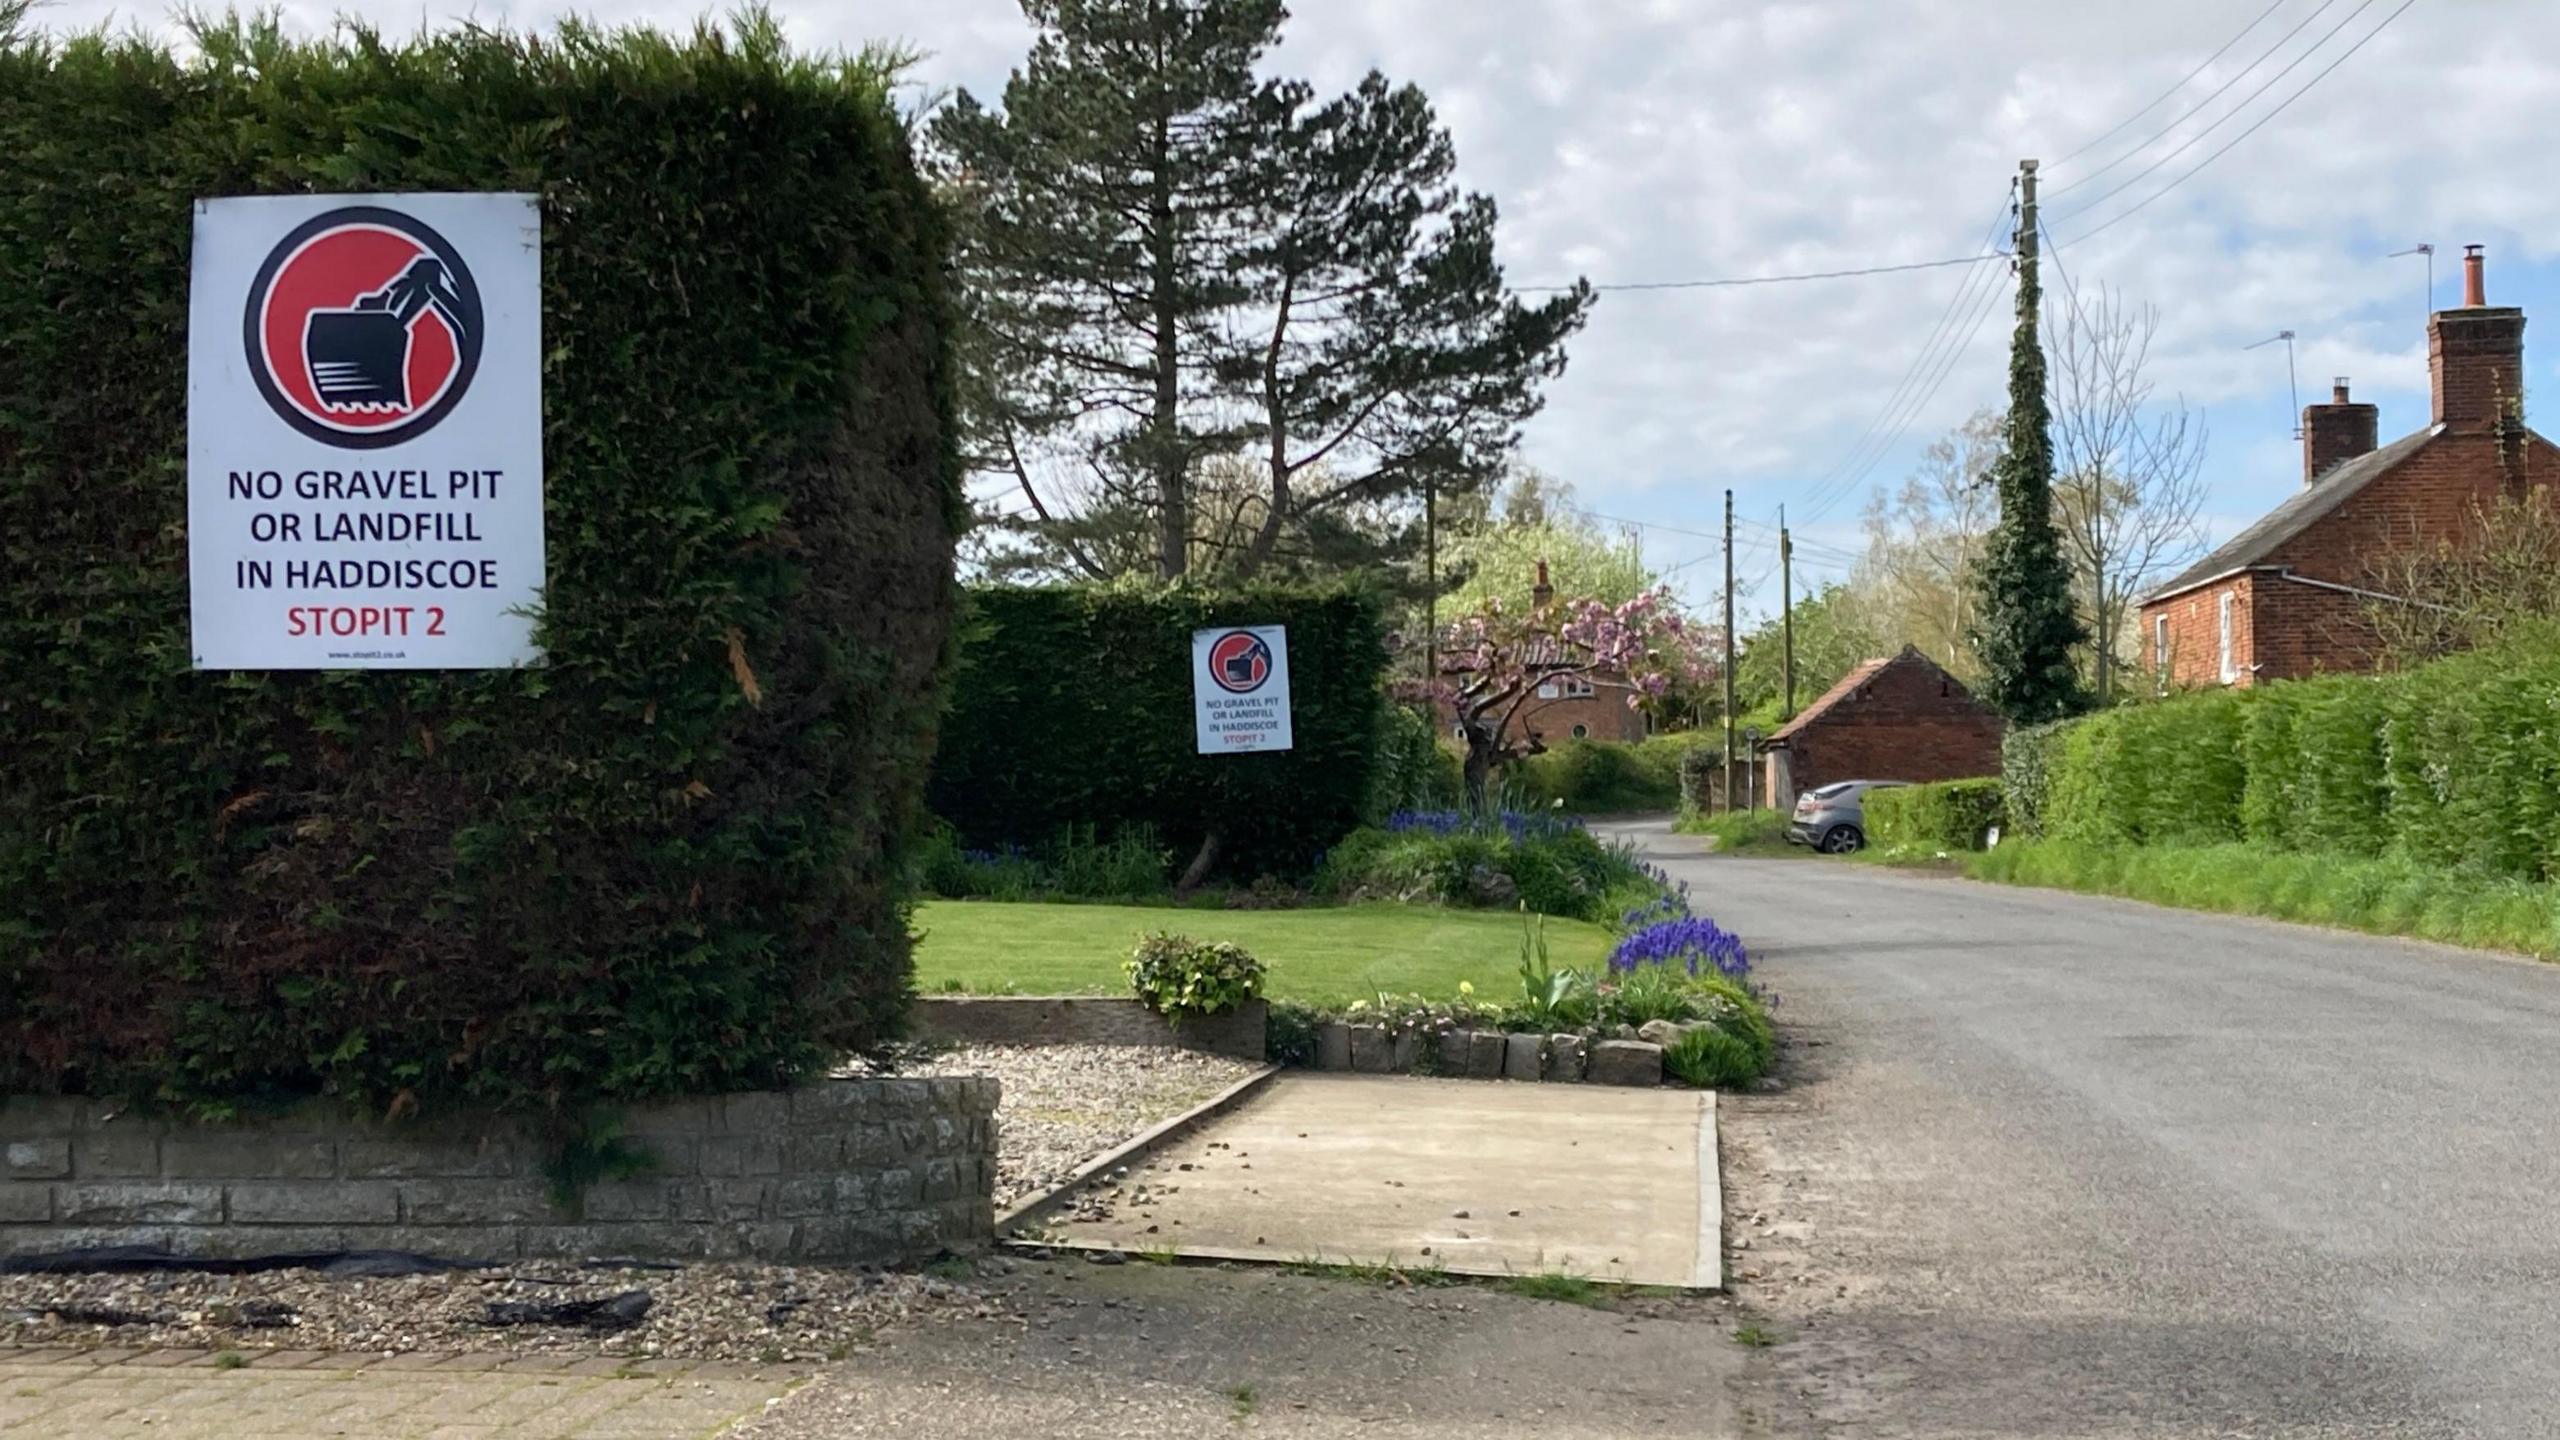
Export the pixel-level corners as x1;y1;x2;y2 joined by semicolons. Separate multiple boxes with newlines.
1611;819;2560;1440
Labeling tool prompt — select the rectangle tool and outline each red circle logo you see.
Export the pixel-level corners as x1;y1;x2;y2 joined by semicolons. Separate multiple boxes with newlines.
241;206;483;449
1207;631;1273;694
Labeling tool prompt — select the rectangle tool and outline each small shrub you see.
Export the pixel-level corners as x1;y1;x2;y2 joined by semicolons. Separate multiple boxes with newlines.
1126;933;1266;1018
1663;1026;1762;1088
1865;779;2005;853
1264;999;1324;1066
1672;807;1790;853
917;822;1169;901
1316;816;1650;923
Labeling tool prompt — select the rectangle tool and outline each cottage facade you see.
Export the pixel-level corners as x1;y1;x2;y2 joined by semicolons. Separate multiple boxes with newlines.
2141;247;2559;687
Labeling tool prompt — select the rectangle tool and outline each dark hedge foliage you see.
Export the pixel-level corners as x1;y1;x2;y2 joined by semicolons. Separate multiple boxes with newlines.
0;17;960;1110
1866;779;2006;853
928;585;1386;879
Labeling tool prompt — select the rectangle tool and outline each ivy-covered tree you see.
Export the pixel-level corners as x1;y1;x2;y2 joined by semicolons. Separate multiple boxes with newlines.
1969;248;2087;722
937;0;1589;583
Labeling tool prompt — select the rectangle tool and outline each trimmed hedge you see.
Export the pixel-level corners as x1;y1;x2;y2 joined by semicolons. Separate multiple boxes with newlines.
928;585;1386;879
2013;622;2560;881
1866;779;2006;852
2000;719;2071;838
1;20;959;1108
1511;735;1699;814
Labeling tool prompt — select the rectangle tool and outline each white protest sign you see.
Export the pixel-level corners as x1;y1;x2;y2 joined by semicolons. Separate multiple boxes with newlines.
188;193;544;669
1193;625;1293;754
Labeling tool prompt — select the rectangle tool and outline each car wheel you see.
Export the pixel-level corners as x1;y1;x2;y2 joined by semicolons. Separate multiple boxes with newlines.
1819;824;1864;854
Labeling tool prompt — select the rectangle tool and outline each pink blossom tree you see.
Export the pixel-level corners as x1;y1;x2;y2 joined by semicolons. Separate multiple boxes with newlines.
1424;587;1713;810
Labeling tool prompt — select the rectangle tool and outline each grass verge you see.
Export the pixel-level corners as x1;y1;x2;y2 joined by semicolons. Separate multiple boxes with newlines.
1672;808;1796;855
1969;839;2560;959
914;900;1613;1004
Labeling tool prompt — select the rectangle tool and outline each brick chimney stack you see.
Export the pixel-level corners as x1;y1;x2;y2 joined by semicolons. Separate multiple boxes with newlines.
2302;377;2379;487
2429;243;2526;434
1531;559;1553;610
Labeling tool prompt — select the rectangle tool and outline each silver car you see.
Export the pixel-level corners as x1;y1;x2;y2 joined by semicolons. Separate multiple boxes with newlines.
1787;780;1908;854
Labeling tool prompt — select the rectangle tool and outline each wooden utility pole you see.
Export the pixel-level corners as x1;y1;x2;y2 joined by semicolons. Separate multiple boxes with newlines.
1422;474;1438;700
1722;489;1738;811
1780;505;1796;717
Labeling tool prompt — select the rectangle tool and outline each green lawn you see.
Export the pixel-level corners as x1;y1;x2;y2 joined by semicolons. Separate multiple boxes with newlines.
912;900;1613;1004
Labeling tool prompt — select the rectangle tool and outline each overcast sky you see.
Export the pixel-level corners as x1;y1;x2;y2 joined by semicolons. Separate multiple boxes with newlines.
34;0;2559;617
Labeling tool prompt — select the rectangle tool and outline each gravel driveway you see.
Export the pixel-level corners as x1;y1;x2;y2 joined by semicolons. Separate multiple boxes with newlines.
892;1045;1262;1209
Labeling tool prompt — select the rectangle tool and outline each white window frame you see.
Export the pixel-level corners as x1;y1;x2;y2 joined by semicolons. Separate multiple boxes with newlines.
2152;613;2169;674
2217;592;2239;684
1561;675;1596;699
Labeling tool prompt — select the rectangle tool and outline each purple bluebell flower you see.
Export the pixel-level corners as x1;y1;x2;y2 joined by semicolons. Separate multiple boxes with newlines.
1607;915;1750;979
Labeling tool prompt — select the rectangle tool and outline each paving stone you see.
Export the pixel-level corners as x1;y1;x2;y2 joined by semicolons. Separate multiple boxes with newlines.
1346;1025;1392;1074
1502;1033;1544;1081
1389;1029;1421;1074
1313;1023;1352;1071
1587;1040;1664;1087
1546;1034;1587;1082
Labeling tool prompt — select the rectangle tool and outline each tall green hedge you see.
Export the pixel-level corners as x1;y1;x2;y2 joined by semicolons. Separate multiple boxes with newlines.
1867;779;2006;852
0;18;959;1109
2025;625;2560;881
1999;719;2072;838
928;585;1386;879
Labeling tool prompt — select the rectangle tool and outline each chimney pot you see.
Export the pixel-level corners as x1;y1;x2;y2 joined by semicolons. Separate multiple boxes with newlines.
1531;559;1553;610
2464;244;2486;307
2332;378;2351;404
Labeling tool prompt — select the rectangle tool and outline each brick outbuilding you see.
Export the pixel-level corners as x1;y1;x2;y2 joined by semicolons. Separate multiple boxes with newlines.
1759;645;2004;810
2140;246;2559;688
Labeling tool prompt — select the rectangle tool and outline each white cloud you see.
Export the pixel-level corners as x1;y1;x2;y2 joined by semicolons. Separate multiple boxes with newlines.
28;0;2560;614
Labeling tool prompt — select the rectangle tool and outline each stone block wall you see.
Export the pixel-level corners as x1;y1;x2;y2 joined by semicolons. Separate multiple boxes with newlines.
914;997;1265;1060
0;1077;997;1265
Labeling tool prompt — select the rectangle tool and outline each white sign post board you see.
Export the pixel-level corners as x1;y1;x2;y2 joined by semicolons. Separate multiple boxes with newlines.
188;193;544;669
1192;625;1293;754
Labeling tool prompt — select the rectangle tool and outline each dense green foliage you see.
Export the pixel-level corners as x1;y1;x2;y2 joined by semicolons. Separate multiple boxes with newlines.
1663;979;1778;1089
1365;705;1464;818
914;823;1170;901
1314;821;1654;924
2003;623;2560;882
1510;735;1698;814
0;18;957;1109
1866;780;2006;853
1126;932;1267;1018
928;584;1386;879
1999;720;2073;838
1971;841;2560;960
1969;243;2087;723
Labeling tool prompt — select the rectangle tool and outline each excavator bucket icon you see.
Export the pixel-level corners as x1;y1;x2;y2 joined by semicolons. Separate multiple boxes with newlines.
304;257;471;413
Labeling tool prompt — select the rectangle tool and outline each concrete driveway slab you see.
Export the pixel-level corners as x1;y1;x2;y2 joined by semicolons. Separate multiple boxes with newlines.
1037;1072;1720;1289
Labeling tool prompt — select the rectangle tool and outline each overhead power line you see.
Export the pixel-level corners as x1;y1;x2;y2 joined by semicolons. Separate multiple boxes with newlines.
1789;195;2018;526
2058;0;2419;247
1508;252;2004;295
2050;0;2296;170
2046;0;2342;202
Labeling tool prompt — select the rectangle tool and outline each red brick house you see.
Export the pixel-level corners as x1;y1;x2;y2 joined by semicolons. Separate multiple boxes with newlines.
1758;645;2004;809
2141;246;2558;687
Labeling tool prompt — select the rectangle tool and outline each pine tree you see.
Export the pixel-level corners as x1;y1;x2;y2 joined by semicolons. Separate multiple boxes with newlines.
933;0;1285;580
937;0;1590;584
1969;243;2088;722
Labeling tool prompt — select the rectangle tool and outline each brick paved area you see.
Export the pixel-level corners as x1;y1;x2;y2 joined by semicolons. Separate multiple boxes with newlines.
0;1346;797;1438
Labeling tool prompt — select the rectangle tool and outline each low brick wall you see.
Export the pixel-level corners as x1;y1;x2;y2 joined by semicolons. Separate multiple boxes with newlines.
0;1077;997;1266
914;997;1265;1061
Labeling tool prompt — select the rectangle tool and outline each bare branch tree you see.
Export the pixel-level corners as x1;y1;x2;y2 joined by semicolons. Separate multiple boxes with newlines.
2354;489;2560;668
2046;285;2209;703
